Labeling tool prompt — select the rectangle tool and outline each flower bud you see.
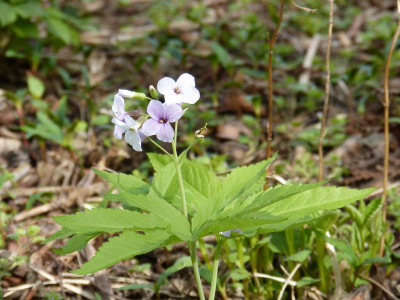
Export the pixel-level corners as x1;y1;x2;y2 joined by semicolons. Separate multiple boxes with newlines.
118;89;147;100
149;85;158;99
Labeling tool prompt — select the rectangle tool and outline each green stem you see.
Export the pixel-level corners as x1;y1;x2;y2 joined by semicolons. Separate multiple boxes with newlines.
172;139;187;217
209;236;222;300
171;121;203;297
147;137;173;159
316;235;328;293
190;241;206;300
236;239;249;299
171;120;188;217
199;238;212;269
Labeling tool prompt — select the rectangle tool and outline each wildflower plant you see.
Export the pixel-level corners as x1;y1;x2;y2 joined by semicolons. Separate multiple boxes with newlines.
47;73;374;299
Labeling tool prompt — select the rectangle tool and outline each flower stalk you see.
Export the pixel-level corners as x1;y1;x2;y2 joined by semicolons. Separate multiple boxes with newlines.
318;0;334;181
190;241;206;300
265;0;285;189
379;16;400;257
209;236;222;300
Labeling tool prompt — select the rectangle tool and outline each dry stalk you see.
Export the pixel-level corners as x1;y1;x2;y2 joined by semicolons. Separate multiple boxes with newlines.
379;17;400;257
316;2;347;298
265;0;285;188
318;0;334;182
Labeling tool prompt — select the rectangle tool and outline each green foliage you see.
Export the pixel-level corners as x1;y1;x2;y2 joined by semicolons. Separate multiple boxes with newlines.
72;230;170;275
53;208;166;234
27;75;45;99
53;233;97;255
1;0;86;71
50;155;374;276
154;256;192;294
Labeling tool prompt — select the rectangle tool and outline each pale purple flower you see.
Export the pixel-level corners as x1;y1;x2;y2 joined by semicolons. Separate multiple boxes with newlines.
157;73;200;105
111;94;142;151
141;100;183;143
221;229;242;238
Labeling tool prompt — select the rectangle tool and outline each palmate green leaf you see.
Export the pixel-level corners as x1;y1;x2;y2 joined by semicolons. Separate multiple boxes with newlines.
193;214;285;240
234;182;325;218
72;230;170;275
191;157;276;233
261;186;375;218
151;161;179;202
147;153;172;172
311;210;340;232
93;169;149;195
53;233;98;255
42;227;75;244
213;155;276;214
53;208;166;234
152;160;221;214
117;191;191;241
193;182;323;236
243;213;324;236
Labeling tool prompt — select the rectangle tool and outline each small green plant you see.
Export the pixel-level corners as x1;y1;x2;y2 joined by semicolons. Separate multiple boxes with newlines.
18;75;88;150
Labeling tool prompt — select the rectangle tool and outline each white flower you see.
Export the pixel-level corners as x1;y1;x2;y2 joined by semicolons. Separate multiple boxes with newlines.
157;73;200;105
112;116;142;152
111;94;142;151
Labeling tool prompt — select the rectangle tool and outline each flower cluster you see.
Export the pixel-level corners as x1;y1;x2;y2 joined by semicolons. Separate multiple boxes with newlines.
111;73;200;150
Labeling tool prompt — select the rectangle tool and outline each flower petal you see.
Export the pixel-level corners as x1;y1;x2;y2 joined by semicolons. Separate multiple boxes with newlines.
118;89;135;98
147;100;165;120
112;117;130;131
156;123;174;143
125;130;142;152
157;77;176;95
113;125;125;139
124;116;139;130
176;73;195;88
138;129;147;142
180;86;200;104
112;94;125;119
164;104;183;122
164;92;185;105
141;118;161;137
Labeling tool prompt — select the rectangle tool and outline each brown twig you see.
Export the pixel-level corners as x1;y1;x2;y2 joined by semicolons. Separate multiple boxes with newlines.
358;274;397;300
318;0;334;182
265;0;285;189
316;3;347;298
291;0;318;13
379;17;400;257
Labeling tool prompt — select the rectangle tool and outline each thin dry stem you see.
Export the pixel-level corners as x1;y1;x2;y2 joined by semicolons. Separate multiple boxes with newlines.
265;0;285;189
359;274;398;300
291;0;317;13
379;19;400;257
318;0;334;182
277;263;301;300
